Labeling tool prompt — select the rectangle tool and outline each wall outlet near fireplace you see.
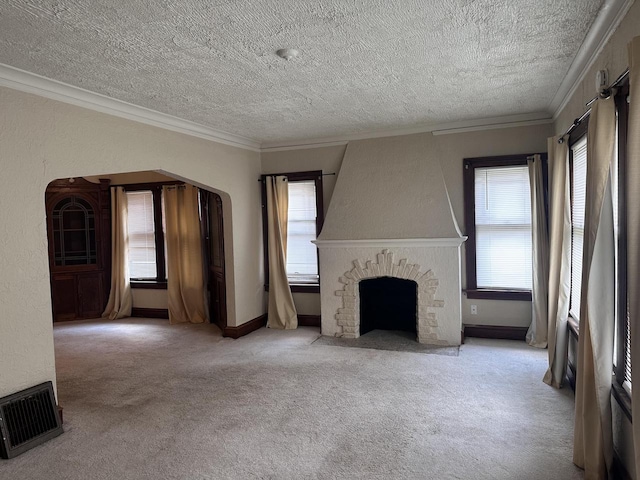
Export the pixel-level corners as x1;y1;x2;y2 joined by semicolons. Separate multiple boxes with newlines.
471;305;477;315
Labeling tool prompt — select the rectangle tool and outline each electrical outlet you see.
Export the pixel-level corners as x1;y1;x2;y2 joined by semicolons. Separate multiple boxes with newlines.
471;304;477;315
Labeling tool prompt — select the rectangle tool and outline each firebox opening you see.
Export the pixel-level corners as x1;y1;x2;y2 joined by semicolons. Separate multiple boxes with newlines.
359;277;417;336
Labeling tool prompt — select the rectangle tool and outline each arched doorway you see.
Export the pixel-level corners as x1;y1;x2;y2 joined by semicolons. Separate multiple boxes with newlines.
45;172;229;329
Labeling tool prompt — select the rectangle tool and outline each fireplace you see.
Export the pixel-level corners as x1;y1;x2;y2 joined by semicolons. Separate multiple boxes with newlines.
314;246;463;345
360;277;417;336
312;135;466;346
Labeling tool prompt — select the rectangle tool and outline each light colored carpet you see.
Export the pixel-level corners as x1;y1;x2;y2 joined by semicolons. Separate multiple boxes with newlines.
312;329;459;356
0;318;583;480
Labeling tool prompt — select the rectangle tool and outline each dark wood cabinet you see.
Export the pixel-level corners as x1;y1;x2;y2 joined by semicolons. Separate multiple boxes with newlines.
46;178;111;322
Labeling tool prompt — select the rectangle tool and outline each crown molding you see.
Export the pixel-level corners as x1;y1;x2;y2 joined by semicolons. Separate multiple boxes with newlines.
0;63;261;152
261;140;350;153
5;62;550;154
430;117;553;136
550;0;634;120
260;112;552;152
314;237;467;248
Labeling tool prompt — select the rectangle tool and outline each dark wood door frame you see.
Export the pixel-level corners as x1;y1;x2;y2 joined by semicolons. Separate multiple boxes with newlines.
201;190;228;330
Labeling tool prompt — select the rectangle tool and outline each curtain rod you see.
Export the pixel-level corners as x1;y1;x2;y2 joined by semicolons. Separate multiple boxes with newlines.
558;68;629;144
258;172;335;182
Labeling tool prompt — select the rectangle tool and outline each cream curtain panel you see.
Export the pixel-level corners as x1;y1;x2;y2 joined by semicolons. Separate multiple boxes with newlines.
543;137;571;387
573;96;617;479
266;176;298;329
526;154;549;348
163;185;208;324
627;35;640;478
103;187;133;320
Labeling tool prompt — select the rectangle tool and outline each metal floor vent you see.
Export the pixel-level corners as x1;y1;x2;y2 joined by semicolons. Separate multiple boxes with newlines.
0;381;63;459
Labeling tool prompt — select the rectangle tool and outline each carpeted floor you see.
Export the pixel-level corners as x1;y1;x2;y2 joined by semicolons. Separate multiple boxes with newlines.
312;329;459;356
0;318;583;479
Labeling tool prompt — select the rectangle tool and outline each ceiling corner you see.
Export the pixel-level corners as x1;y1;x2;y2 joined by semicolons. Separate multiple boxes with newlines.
0;63;262;152
549;0;634;119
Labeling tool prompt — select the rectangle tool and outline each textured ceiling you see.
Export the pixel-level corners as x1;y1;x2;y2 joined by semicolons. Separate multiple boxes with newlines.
0;0;603;144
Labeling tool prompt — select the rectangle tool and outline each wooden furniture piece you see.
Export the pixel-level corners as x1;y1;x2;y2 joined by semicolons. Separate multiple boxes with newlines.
46;178;111;321
201;191;227;330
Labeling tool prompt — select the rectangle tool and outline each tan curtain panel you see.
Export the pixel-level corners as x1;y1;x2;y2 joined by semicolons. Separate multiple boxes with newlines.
526;154;549;348
627;35;640;478
573;96;617;478
543;137;571;387
266;176;298;329
103;186;133;320
163;185;208;324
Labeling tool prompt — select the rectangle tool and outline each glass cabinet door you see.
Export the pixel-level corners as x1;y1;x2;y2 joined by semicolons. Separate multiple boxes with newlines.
52;196;97;266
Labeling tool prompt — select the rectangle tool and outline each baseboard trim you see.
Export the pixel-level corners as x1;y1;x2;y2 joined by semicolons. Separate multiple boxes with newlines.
131;307;169;319
463;325;528;341
298;315;321;327
222;314;267;339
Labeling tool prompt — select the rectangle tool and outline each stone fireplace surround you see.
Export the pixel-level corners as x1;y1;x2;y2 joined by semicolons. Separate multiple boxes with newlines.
315;239;465;346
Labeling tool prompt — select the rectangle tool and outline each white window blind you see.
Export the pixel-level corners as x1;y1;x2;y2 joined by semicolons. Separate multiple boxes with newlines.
126;190;157;279
474;165;532;290
286;180;318;284
570;137;587;320
625;308;632;394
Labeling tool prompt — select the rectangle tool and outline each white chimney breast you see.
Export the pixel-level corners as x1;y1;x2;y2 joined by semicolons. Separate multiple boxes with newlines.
317;134;462;241
316;133;465;346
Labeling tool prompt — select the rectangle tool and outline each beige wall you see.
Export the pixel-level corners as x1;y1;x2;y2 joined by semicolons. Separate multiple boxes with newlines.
552;2;640;477
262;144;347;219
84;171;176;185
261;123;552;324
437;124;553;326
318;135;461;241
131;289;168;310
0;86;264;398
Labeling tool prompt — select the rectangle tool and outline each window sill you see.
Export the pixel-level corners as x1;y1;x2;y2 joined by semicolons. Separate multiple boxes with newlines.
131;280;168;290
465;289;532;301
264;284;320;294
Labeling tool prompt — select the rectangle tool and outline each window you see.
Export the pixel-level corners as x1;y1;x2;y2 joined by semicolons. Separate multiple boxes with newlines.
286;180;319;284
261;171;324;293
51;196;97;266
123;184;170;286
474;166;532;290
126;191;157;279
463;154;545;300
614;82;632;400
569;136;587;321
564;84;632;414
